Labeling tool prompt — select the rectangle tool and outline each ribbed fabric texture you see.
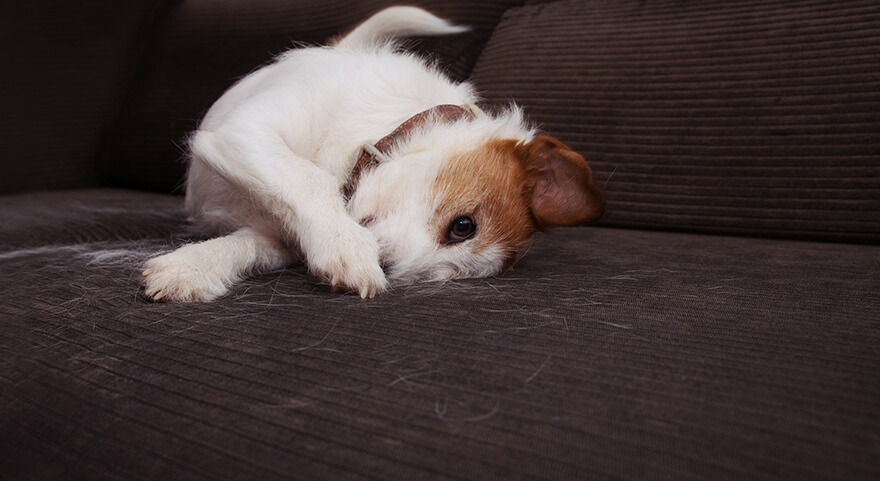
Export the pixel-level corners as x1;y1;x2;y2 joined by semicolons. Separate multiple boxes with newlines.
470;0;880;243
0;1;173;194
100;0;523;194
2;189;879;480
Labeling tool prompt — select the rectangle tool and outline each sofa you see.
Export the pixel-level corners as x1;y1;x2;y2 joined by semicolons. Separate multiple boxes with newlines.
2;1;878;479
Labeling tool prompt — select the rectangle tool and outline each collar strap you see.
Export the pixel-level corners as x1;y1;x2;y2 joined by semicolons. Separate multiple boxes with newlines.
343;104;476;200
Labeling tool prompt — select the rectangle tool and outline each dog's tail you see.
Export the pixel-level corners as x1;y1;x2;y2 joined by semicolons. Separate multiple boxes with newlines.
333;6;468;49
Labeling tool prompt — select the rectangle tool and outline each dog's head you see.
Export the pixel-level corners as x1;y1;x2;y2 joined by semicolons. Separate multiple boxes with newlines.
346;110;605;285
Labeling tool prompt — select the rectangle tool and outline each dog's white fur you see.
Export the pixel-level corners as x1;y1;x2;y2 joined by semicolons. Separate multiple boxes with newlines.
143;6;603;302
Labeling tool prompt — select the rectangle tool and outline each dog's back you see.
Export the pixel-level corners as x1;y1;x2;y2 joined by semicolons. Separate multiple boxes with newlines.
185;8;476;236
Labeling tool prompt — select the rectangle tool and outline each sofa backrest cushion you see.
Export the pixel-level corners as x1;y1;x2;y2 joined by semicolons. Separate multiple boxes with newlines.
100;0;523;194
470;0;880;243
0;0;174;194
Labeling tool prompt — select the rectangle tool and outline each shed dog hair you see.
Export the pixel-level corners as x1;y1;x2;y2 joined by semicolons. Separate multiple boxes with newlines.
142;6;605;302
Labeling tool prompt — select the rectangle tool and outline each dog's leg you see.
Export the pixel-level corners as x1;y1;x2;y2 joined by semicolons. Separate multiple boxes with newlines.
142;228;292;302
190;128;387;298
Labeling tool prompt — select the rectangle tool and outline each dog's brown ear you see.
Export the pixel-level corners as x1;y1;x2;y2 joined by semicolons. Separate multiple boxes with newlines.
515;135;605;228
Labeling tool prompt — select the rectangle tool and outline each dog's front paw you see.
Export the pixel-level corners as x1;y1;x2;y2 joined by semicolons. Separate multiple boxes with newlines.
142;247;231;302
307;224;387;299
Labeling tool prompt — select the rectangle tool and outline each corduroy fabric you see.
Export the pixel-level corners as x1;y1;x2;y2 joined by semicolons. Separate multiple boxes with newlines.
0;0;176;194
1;189;878;480
0;189;185;251
99;0;524;194
469;0;880;243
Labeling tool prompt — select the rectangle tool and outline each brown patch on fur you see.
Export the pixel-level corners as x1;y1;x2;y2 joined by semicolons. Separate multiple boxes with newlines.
431;139;538;269
430;136;605;271
513;135;605;228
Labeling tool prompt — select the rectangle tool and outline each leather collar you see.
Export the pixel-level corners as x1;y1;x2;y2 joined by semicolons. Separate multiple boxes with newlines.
343;104;476;200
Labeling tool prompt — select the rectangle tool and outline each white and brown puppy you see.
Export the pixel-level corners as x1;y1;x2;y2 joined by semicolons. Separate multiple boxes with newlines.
142;6;604;302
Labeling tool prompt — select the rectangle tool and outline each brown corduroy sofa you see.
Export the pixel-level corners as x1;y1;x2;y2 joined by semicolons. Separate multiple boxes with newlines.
2;1;879;480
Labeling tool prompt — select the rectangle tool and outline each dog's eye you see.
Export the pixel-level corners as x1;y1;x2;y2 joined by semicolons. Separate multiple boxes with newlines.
447;216;476;243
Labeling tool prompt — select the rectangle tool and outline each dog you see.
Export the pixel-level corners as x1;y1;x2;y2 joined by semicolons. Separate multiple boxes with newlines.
142;6;605;302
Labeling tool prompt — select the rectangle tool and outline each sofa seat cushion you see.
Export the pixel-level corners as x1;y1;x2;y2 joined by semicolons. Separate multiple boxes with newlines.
469;0;880;243
0;189;185;251
1;189;878;479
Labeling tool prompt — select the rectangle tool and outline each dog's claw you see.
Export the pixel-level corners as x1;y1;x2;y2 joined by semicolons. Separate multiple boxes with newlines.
308;221;387;299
